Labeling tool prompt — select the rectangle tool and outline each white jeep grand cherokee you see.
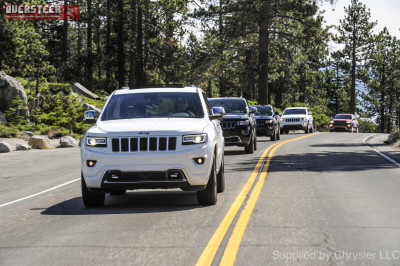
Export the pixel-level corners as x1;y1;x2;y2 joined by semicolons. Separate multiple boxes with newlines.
81;86;225;207
280;107;313;134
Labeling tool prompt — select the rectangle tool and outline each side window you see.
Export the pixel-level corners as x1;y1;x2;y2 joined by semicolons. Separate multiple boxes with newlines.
202;92;212;116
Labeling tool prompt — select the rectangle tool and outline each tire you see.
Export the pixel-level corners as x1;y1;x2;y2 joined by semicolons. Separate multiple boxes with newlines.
285;130;289;134
245;136;255;154
81;174;105;207
277;127;281;140
110;190;126;196
217;156;225;193
270;129;276;141
254;135;257;151
197;157;217;205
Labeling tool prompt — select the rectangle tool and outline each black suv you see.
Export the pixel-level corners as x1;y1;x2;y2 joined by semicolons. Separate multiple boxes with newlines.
251;105;281;141
209;97;257;154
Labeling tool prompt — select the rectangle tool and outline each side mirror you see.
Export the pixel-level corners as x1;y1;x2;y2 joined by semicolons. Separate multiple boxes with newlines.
210;106;226;120
84;110;97;123
274;111;280;116
249;106;257;114
308;112;313;115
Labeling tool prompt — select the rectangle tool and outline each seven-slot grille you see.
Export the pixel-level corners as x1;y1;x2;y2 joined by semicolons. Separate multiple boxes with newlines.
285;118;300;122
111;137;177;152
256;119;266;126
221;120;236;129
333;120;347;125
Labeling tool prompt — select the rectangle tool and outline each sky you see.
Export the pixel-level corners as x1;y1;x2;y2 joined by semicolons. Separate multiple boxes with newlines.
320;0;400;48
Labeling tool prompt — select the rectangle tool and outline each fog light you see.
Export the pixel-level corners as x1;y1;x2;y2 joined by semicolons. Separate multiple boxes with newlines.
86;160;97;167
193;157;205;165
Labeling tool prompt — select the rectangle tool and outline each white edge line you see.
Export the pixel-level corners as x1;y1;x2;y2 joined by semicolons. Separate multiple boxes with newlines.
0;178;80;208
363;135;400;167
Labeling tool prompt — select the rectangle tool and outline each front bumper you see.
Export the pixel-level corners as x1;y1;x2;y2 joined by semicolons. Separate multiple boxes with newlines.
81;144;212;189
330;125;352;131
256;124;275;137
281;122;307;130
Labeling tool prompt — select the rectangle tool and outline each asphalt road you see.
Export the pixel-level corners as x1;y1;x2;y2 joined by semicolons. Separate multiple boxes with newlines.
1;132;400;265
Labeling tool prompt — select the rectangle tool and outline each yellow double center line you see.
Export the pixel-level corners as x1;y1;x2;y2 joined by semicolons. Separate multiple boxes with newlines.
196;133;318;266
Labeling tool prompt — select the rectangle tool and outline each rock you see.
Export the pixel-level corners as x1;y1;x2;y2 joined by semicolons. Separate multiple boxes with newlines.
0;71;29;115
28;136;52;149
22;131;34;137
0;111;7;123
0;141;12;153
384;132;400;144
16;143;31;151
60;136;78;147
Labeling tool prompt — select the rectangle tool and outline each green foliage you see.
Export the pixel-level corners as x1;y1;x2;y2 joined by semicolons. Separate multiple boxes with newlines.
358;118;378;133
0;123;18;138
3;99;26;125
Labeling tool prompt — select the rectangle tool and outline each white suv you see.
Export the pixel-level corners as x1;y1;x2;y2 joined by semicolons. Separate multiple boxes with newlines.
280;107;313;134
81;86;225;207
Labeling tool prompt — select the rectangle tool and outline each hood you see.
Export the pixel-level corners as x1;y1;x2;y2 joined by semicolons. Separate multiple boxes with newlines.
333;119;351;122
255;115;273;119
282;114;307;118
224;114;249;120
88;118;209;136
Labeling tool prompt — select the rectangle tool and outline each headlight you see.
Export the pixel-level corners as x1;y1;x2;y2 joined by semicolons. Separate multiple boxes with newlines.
182;134;207;145
300;118;306;121
86;137;107;147
237;120;250;126
281;118;286;122
266;119;274;124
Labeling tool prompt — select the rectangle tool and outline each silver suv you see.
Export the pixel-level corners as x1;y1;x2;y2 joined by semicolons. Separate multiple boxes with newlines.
280;107;313;134
81;86;226;207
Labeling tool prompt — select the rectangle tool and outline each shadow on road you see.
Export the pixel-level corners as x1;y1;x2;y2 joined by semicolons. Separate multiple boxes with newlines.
41;191;203;215
268;149;398;173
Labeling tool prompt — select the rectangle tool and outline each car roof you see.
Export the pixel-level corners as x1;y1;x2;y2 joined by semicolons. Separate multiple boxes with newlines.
285;107;307;109
251;105;272;107
209;97;246;101
335;113;353;115
113;87;199;95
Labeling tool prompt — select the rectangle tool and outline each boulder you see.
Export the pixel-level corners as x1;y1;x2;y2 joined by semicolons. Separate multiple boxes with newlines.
0;71;29;115
384;132;400;144
28;136;52;149
0;141;12;153
22;131;34;137
16;143;31;151
60;136;78;147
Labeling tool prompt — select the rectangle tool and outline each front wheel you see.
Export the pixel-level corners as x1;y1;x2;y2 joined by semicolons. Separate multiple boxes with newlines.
270;129;276;141
245;136;255;154
217;156;225;193
197;157;217;205
81;174;105;207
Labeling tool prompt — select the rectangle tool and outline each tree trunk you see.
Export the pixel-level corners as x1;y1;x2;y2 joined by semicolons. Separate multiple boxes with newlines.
87;0;93;88
62;0;69;81
258;0;270;105
105;0;112;92
350;19;356;114
117;0;125;88
129;0;137;87
136;3;144;85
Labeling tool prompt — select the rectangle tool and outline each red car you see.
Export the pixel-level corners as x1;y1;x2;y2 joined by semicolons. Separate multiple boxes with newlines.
330;114;359;133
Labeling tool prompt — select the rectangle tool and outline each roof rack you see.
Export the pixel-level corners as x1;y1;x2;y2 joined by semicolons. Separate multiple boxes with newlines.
128;84;183;89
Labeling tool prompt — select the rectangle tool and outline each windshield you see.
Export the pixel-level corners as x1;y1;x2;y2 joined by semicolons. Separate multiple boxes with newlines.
335;114;352;120
283;108;306;115
209;99;247;114
101;92;204;121
254;106;272;115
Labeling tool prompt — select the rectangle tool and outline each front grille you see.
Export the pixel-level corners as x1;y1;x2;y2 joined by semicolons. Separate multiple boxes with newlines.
285;118;300;122
111;137;177;152
256;119;265;126
222;120;236;129
333;121;347;125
